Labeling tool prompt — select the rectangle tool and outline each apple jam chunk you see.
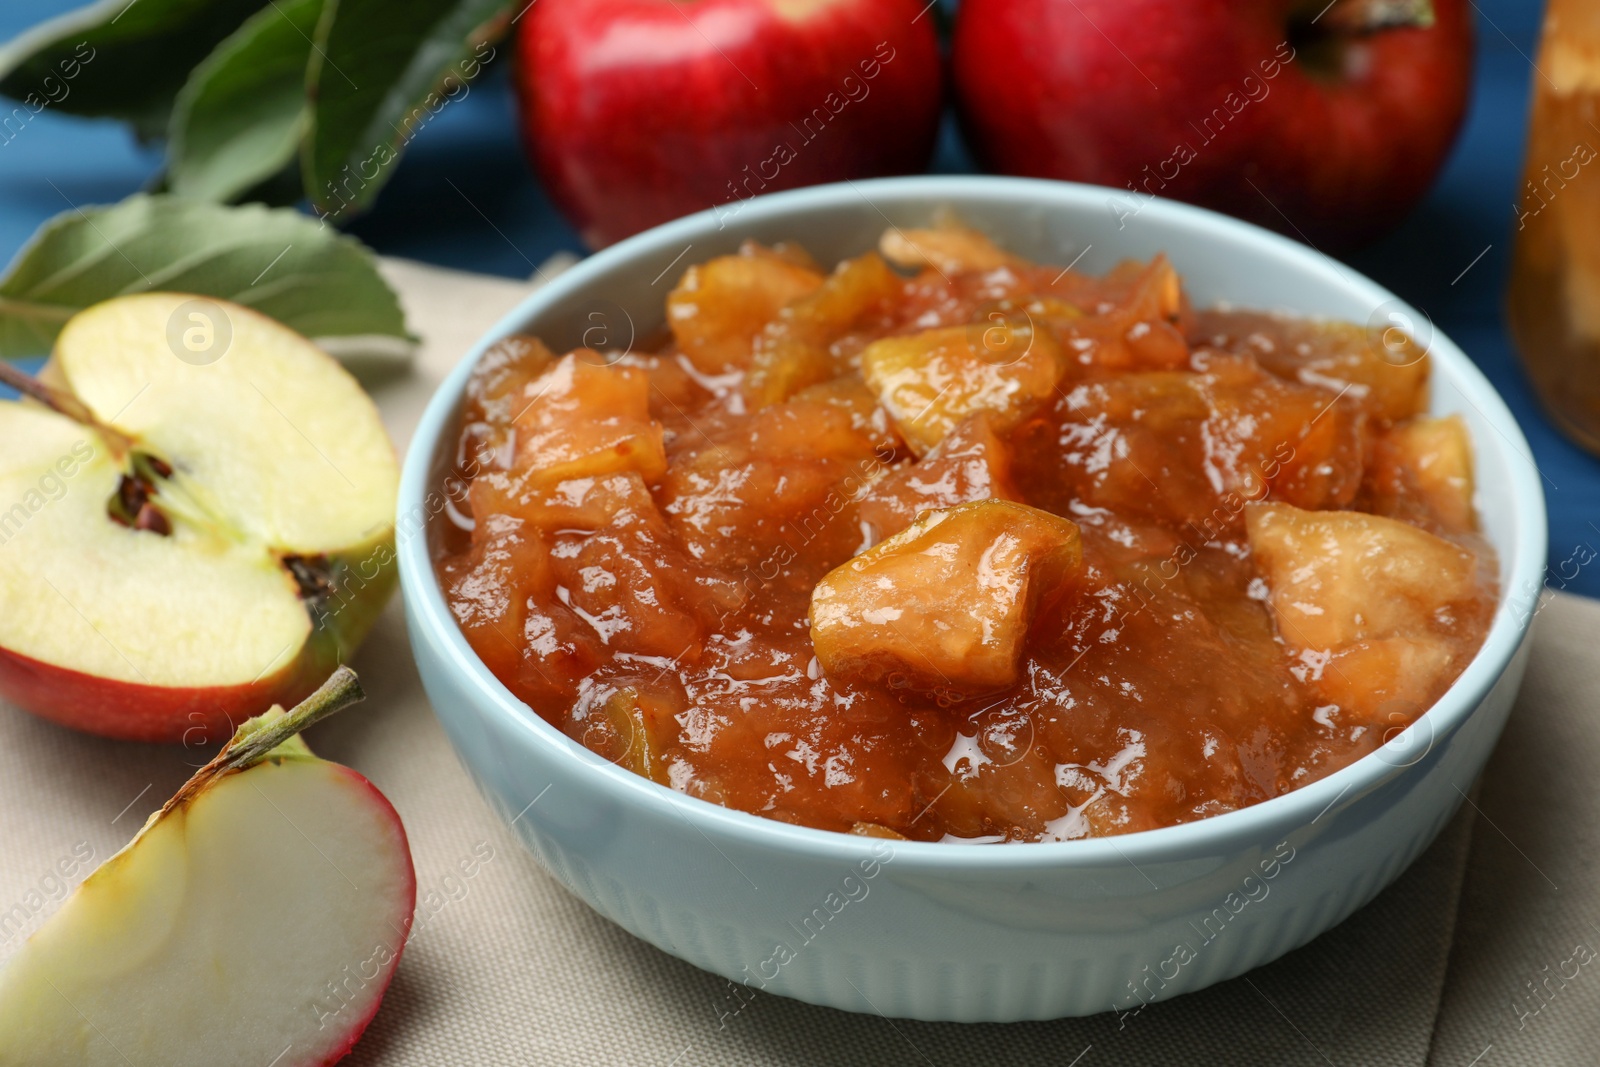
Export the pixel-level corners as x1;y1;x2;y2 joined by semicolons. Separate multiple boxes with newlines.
1245;503;1492;722
861;319;1067;455
811;501;1083;698
434;221;1498;842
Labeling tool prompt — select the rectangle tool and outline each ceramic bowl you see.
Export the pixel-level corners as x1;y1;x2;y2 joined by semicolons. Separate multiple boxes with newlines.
398;176;1547;1022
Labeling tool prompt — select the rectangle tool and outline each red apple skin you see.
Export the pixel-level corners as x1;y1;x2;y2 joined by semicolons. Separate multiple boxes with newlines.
0;547;395;745
952;0;1473;251
0;646;309;746
518;0;944;249
313;763;417;1067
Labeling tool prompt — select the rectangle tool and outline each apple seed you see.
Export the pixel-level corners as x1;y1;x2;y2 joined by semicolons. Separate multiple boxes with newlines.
283;553;337;604
134;501;171;536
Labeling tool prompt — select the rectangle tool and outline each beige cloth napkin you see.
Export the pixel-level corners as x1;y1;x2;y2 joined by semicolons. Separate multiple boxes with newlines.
1;257;1595;1065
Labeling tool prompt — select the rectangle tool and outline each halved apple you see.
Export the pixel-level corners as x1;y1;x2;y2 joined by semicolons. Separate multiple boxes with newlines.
0;293;398;742
0;667;417;1065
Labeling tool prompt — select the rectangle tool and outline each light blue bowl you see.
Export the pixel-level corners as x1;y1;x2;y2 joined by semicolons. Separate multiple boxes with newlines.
398;176;1546;1022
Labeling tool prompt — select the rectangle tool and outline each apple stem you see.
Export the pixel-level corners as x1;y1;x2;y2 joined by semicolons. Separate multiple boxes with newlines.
221;666;367;772
0;360;133;454
1316;0;1435;33
160;668;366;818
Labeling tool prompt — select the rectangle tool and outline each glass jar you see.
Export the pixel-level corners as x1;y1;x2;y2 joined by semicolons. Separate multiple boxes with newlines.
1507;0;1600;455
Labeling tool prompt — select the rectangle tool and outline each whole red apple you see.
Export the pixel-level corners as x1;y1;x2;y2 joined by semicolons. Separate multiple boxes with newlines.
952;0;1473;250
518;0;943;249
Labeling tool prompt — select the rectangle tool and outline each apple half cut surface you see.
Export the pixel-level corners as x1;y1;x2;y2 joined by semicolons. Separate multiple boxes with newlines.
0;293;399;742
0;668;416;1065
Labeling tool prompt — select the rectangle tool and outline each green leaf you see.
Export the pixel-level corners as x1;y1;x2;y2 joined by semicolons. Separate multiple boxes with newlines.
0;0;268;137
303;0;510;222
0;195;409;360
168;0;324;202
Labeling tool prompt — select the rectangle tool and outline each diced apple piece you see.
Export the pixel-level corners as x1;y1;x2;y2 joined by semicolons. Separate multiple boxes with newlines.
618;349;709;427
1317;637;1458;723
747;251;901;405
513;352;667;486
1200;357;1368;511
438;513;600;711
1046;257;1191;372
811;500;1083;696
578;686;679;784
1192;310;1429;423
1247;503;1478;649
1021;295;1086;330
550;511;708;660
762;240;822;271
471;470;659;538
666;245;824;373
861;322;1066;455
440;513;551;644
1021;359;1367;533
1399;416;1475;528
879;221;1018;274
857;413;1017;541
460;334;558;468
467;335;560;416
1121;319;1191;371
659;388;886;566
526;470;659;531
1363;415;1476;532
1246;503;1483;720
1100;256;1184;323
1035;256;1193;375
789;374;904;456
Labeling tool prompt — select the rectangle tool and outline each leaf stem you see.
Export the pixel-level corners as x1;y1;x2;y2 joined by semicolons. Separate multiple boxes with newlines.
0;296;77;324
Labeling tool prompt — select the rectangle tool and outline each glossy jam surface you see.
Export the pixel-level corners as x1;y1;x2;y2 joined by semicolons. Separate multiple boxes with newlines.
433;224;1497;842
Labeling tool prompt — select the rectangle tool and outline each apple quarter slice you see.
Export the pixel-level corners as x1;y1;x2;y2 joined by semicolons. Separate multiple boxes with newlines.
0;669;417;1065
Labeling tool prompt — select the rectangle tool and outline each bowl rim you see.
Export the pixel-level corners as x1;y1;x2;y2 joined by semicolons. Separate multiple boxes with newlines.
398;174;1548;872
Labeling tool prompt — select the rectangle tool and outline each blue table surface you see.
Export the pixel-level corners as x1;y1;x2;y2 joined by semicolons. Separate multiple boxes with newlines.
3;0;1596;596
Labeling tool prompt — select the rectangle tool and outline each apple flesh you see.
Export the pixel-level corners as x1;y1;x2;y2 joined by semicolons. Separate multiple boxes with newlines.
952;0;1474;250
518;0;944;249
811;500;1084;698
0;293;398;743
0;668;416;1066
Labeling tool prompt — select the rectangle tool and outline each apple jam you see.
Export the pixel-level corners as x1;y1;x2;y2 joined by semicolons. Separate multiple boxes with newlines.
432;222;1497;842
